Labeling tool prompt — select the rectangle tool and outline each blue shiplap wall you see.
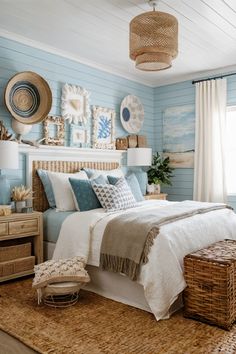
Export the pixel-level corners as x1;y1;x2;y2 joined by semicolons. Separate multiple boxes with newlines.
1;36;236;209
0;36;155;189
154;78;236;210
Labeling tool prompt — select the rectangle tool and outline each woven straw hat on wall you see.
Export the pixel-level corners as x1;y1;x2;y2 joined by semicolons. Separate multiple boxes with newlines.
4;71;52;124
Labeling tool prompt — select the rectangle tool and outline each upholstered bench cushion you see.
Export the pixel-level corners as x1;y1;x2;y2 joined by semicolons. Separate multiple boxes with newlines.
32;256;90;289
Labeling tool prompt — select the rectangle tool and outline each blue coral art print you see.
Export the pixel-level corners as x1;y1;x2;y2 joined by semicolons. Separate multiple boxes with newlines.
97;115;111;142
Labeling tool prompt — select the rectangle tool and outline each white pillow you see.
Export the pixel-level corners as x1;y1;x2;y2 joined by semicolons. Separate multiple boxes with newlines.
48;170;88;211
92;178;137;212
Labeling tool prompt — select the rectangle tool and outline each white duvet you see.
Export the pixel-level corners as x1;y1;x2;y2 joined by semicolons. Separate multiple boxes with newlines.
53;200;236;320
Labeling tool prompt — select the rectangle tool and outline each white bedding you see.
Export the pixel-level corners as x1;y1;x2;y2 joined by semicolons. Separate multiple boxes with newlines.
53;200;236;320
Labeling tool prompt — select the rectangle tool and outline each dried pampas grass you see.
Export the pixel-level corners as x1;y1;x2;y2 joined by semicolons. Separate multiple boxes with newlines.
11;185;33;201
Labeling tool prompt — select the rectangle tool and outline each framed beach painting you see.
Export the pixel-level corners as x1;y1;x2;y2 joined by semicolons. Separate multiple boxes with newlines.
69;124;90;148
163;105;195;168
92;106;115;149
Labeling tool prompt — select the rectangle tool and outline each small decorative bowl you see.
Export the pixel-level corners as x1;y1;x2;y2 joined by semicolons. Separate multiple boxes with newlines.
0;205;12;216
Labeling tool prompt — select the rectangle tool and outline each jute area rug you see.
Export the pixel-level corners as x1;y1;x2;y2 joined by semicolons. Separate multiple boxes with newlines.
0;279;236;354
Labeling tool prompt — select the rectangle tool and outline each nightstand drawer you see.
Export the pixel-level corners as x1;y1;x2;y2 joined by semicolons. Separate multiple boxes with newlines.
9;219;39;235
0;223;8;237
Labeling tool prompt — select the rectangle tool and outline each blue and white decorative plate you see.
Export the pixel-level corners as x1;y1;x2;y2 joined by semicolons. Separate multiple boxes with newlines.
120;95;144;134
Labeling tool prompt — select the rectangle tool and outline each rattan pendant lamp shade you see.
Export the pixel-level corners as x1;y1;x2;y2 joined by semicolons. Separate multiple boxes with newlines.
129;1;178;71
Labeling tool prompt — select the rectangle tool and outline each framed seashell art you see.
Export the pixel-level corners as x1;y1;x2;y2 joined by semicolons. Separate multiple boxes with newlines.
43;115;65;146
69;124;90;148
92;106;115;149
61;83;90;125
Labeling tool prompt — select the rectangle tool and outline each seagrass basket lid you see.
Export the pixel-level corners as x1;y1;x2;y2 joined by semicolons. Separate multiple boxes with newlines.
185;239;236;264
4;71;52;124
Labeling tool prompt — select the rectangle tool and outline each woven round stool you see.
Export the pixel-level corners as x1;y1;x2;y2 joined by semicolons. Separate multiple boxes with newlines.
42;282;82;308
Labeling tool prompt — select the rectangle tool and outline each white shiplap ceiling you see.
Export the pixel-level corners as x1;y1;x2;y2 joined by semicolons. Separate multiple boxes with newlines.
0;0;236;87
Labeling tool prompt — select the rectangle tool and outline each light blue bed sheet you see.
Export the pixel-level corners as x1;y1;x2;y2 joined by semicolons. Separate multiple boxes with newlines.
43;209;74;243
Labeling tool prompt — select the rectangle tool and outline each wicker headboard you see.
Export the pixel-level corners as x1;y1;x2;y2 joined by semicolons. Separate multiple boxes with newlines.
32;160;119;212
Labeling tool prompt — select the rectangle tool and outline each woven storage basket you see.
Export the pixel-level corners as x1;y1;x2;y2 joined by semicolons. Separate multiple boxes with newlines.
0;243;31;262
0;256;35;277
42;282;82;308
184;239;236;330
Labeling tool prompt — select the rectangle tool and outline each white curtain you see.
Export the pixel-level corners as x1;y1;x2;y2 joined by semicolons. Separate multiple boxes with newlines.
193;78;227;203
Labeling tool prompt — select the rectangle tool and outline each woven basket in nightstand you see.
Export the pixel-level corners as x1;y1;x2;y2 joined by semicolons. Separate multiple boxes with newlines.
184;239;236;330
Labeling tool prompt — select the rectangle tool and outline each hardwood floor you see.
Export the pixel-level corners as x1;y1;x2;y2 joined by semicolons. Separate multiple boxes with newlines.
0;330;37;354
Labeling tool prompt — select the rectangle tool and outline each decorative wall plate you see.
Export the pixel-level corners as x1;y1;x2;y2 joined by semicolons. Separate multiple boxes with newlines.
120;95;144;134
4;71;52;125
61;83;90;124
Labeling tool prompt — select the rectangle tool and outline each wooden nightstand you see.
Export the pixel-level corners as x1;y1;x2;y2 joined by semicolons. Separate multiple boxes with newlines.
144;193;168;200
0;212;43;282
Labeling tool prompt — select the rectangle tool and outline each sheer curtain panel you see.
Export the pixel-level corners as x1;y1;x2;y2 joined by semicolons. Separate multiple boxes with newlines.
193;78;227;203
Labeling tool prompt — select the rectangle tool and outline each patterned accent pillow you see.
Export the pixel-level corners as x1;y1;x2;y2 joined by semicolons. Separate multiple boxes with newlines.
108;173;144;202
32;256;90;289
92;178;137;212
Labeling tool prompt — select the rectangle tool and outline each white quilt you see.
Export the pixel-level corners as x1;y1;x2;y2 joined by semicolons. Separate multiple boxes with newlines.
53;200;236;320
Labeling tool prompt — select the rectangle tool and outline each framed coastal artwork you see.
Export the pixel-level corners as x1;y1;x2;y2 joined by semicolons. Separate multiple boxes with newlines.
43;115;65;146
92;106;115;149
69;124;90;148
163;105;195;168
61;83;90;125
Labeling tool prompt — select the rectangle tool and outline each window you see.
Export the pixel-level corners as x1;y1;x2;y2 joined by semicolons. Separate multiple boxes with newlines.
226;106;236;194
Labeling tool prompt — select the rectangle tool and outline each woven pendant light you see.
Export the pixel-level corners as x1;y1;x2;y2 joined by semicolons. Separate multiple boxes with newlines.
129;0;178;71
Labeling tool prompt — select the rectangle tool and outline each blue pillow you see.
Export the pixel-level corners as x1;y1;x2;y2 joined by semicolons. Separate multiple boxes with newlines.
37;169;56;208
69;175;107;211
130;168;148;196
82;168;94;179
107;174;144;202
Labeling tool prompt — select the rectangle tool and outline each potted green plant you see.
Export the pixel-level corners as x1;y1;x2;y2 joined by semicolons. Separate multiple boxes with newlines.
147;152;174;194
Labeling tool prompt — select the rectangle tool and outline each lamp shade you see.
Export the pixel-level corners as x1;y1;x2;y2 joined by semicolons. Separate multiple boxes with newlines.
127;148;152;166
129;10;178;71
0;141;19;169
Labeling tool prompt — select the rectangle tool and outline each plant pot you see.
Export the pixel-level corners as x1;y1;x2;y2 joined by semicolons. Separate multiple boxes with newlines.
147;184;156;194
154;184;161;194
15;200;26;213
147;184;161;195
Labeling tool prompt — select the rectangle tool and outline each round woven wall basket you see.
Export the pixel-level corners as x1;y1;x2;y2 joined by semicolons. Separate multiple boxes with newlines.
4;71;52;124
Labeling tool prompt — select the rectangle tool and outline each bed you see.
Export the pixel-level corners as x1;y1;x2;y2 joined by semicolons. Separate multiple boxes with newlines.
27;147;236;321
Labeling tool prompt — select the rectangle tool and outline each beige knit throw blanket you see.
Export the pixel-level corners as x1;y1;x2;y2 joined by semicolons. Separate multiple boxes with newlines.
100;201;233;281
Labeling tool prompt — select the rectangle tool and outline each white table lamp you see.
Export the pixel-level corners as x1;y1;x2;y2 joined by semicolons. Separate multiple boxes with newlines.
127;148;152;166
0;141;19;205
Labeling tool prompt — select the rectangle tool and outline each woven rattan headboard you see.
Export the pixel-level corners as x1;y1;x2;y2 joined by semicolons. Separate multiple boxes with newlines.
32;160;119;212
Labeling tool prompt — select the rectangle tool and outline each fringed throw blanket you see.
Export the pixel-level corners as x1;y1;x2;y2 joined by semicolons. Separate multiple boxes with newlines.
100;201;232;280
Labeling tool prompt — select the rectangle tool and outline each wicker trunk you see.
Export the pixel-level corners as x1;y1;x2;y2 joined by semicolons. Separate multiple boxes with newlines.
184;239;236;330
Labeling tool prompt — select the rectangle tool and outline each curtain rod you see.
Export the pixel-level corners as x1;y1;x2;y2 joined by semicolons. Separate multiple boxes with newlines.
192;72;236;84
